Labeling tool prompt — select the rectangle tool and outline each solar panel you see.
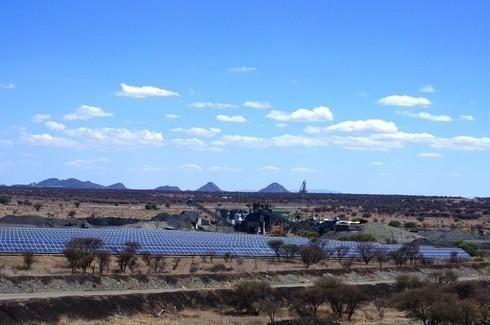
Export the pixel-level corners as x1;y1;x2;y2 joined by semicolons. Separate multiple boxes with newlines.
0;227;470;259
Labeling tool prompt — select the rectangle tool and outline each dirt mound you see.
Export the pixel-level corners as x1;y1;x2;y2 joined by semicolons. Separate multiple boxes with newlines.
419;229;489;246
322;223;421;244
150;212;199;229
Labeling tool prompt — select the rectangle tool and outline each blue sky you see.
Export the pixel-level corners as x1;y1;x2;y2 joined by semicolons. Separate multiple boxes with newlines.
1;1;490;196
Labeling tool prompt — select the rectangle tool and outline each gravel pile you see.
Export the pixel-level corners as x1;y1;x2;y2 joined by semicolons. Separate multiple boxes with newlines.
322;223;421;244
419;229;489;246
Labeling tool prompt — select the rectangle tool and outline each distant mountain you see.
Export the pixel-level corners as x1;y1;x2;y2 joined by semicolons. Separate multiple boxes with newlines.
35;178;127;190
155;185;181;192
259;182;289;193
196;182;222;192
107;183;126;190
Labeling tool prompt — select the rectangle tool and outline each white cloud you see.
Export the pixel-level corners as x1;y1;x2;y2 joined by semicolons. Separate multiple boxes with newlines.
208;166;241;172
139;164;169;172
64;127;164;146
171;138;223;152
271;134;328;148
242;101;272;109
164;113;179;119
66;158;110;168
0;83;15;89
180;163;202;171
33;114;51;123
377;95;431;107
461;115;475;121
189;102;237;109
117;83;179;98
276;123;287;128
45;121;66;131
63;105;113;121
216;114;247;123
22;133;78;148
214;135;266;147
418;152;442;158
267;106;334;122
450;171;463;178
227;66;256;73
260;165;280;172
399;111;453;122
291;167;318;173
304;126;322;134
370;161;383;166
326;119;398;133
431;136;490;151
170;127;221;138
419;84;436;93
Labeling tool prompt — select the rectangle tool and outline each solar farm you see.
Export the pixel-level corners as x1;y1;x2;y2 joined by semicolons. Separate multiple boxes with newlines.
0;227;470;259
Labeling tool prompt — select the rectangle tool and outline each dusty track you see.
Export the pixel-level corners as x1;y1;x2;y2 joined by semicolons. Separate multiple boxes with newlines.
0;275;488;302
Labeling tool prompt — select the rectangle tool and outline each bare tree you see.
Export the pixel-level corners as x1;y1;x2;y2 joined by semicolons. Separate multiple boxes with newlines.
357;242;375;265
268;239;284;262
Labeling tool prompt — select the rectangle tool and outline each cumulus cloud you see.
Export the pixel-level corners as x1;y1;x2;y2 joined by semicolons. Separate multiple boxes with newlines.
291;167;318;173
418;152;442;158
64;127;164;146
0;83;15;89
377;95;431;107
326;119;398;133
33;114;51;123
227;66;256;72
260;165;280;172
164;113;179;119
170;127;221;138
461;115;475;121
22;133;78;148
208;166;241;172
45;121;66;131
117;83;179;98
171;138;223;152
216;114;247;123
399;111;453;122
189;102;237;109
419;84;436;93
242;101;272;109
267;106;334;122
431;136;490;151
63;105;113;121
180;163;202;171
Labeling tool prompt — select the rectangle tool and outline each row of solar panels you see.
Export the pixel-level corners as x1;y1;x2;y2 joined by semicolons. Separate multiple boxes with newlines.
0;227;470;259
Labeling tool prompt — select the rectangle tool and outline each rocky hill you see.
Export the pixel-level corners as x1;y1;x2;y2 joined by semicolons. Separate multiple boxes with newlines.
155;185;181;192
196;182;222;192
258;182;289;193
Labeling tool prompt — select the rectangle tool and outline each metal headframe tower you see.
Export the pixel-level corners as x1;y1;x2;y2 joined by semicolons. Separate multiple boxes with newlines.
299;180;307;194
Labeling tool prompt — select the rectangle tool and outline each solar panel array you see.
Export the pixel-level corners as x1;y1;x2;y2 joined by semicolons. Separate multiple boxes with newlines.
0;227;469;259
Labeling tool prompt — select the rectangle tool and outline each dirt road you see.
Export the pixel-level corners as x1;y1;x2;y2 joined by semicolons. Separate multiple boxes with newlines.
0;276;487;302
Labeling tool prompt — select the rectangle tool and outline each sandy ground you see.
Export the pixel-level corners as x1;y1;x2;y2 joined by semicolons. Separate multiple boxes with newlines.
56;305;417;325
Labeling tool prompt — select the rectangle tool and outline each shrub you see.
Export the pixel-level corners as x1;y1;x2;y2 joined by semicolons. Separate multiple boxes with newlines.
395;275;424;291
33;203;43;211
63;237;103;273
0;196;11;204
233;281;272;315
389;248;408;267
316;277;365;320
145;202;158;210
338;233;376;242
297;286;325;316
388;220;401;227
427;270;458;285
117;241;140;273
300;245;325;268
268;239;284;262
357;242;375;265
404;221;417;229
390;287;436;324
22;251;34;270
208;263;226;272
374;249;388;269
454;239;479;256
96;251;111;274
282;244;300;262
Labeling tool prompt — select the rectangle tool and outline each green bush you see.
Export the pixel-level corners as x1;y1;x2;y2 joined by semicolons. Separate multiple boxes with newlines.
145;202;158;210
388;220;401;227
0;196;10;205
404;222;418;229
338;233;376;242
454;240;479;256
